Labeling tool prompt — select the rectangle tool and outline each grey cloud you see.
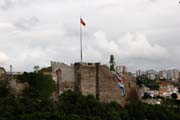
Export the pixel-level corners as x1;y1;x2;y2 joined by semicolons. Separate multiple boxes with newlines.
148;0;158;3
13;16;39;30
92;31;168;60
0;51;10;64
0;0;40;10
0;0;179;72
80;30;171;72
0;0;13;10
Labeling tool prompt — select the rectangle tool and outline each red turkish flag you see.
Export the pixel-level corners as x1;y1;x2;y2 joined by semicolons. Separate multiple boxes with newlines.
80;18;86;26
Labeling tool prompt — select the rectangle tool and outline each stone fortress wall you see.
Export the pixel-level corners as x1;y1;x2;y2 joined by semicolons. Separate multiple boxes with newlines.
51;61;75;93
51;61;138;106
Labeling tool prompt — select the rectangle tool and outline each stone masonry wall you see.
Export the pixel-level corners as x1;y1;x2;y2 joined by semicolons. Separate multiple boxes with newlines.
98;65;138;105
51;61;74;83
74;62;138;106
74;63;97;97
98;65;126;105
51;61;75;93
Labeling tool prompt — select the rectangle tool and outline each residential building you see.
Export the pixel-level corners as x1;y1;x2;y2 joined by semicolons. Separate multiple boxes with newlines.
116;65;127;73
146;70;157;80
140;85;159;98
174;69;179;80
167;69;179;81
159;70;168;80
159;82;178;97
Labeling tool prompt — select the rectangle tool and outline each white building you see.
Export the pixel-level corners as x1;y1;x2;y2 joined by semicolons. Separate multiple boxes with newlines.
146;70;157;80
116;66;127;73
159;70;168;80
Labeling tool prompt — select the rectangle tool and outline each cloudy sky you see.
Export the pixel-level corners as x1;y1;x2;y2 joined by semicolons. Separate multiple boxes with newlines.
0;0;179;72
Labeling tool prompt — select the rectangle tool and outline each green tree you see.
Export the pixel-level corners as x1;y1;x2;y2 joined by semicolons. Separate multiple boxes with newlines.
171;93;178;100
17;72;56;99
0;80;11;98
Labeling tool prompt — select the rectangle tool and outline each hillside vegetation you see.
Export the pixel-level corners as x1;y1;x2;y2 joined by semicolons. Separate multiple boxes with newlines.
0;72;179;120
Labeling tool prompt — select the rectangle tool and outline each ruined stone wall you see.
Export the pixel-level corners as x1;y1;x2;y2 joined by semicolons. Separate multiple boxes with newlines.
59;81;75;94
74;62;138;106
0;67;6;78
51;61;74;83
0;74;28;96
51;61;75;94
74;63;97;96
9;79;29;96
98;65;126;105
98;66;138;105
51;62;138;106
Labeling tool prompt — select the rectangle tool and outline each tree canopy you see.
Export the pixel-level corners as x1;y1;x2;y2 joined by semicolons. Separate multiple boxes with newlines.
17;72;56;99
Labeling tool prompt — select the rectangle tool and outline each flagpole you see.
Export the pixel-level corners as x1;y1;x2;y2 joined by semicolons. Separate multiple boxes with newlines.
80;17;83;63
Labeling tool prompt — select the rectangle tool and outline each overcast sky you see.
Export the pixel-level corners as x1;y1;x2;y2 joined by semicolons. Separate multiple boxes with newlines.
0;0;179;72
